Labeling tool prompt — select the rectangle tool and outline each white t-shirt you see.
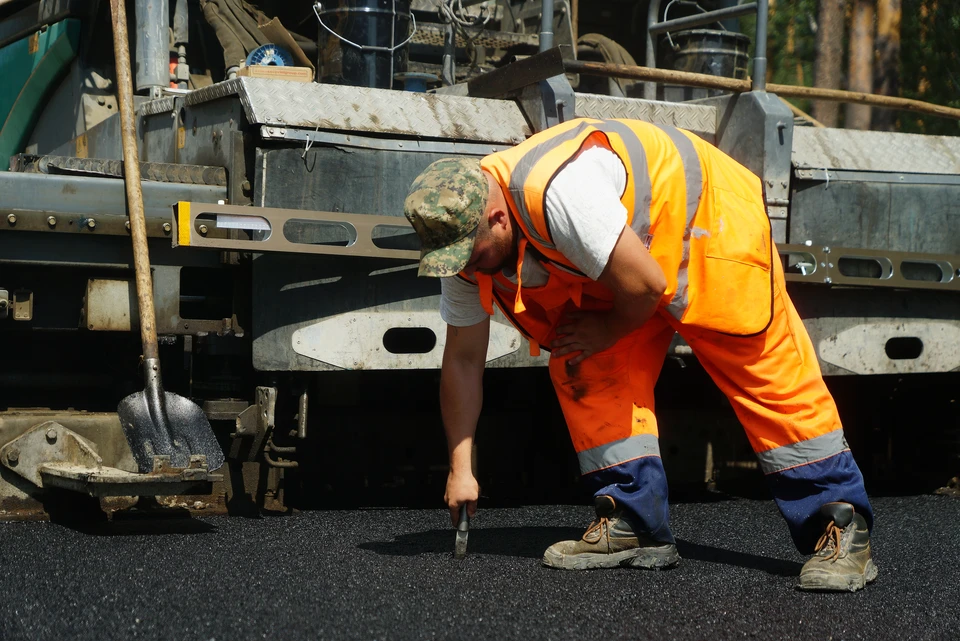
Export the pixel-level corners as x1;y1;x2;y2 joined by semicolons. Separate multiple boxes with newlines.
440;146;628;327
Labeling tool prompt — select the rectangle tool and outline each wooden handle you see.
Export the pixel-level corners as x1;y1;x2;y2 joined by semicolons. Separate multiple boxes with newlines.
109;0;158;360
564;60;960;122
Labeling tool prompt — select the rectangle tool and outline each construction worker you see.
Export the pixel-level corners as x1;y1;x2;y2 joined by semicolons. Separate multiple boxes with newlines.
403;118;877;591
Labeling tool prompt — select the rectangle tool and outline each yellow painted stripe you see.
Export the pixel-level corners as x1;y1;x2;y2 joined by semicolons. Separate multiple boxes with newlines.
177;202;191;246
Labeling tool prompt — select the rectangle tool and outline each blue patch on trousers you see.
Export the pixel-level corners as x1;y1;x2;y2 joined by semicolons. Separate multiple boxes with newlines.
580;456;675;544
766;450;873;553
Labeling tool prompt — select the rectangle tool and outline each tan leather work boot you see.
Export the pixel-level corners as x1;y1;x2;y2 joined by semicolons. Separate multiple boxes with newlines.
542;496;680;570
798;502;878;592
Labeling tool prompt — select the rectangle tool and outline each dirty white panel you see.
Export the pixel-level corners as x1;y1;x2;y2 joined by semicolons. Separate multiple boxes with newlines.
185;78;531;145
85;279;136;331
818;320;960;375
292;310;522;370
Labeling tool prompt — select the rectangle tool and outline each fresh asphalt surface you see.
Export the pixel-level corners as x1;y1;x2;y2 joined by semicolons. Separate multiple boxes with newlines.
1;495;958;641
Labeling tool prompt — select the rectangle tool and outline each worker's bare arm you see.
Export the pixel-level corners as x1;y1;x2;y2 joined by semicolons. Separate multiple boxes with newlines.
440;318;489;525
551;226;666;365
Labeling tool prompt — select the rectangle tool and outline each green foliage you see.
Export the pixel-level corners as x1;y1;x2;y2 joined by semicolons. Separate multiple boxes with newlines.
899;0;960;135
740;0;959;134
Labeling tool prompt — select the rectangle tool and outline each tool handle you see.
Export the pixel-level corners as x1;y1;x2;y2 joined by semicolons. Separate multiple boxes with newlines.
110;0;159;361
457;504;469;531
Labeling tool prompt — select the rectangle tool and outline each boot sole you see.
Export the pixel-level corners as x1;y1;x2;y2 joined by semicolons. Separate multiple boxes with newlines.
542;544;681;571
797;559;879;592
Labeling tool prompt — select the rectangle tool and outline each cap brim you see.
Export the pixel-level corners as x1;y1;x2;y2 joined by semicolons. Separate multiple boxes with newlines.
418;227;478;277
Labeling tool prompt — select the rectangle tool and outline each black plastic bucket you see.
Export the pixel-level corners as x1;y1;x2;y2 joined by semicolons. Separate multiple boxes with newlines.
660;29;751;81
315;0;412;89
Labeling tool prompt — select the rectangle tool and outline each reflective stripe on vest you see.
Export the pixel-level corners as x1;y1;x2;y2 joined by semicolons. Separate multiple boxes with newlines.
506;120;703;318
657;125;704;322
577;433;661;475
755;430;850;475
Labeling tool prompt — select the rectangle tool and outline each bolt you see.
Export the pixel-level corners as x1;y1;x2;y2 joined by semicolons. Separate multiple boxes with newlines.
125;220;131;231
198;224;208;235
6;213;15;225
824;277;833;285
46;428;57;443
47;215;57;227
97;97;105;106
86;218;96;230
240;180;252;194
828;262;834;269
804;240;813;246
162;222;172;234
5;447;18;465
823;246;830;253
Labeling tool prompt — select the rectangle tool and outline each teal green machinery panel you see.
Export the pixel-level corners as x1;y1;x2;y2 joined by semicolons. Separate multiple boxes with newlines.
0;19;81;169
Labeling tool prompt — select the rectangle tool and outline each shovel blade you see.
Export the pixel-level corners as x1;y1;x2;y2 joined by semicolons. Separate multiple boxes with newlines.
119;390;224;473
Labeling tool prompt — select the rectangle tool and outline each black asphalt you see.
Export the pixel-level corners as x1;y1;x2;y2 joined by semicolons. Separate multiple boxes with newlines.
1;495;958;641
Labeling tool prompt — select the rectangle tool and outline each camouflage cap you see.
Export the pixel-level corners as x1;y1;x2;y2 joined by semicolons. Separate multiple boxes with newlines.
403;157;488;277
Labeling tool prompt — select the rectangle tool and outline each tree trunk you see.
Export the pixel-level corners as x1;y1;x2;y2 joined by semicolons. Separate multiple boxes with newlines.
813;0;847;126
873;0;901;130
845;0;874;129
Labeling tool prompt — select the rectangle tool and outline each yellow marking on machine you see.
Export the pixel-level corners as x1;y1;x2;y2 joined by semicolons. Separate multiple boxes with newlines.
177;202;191;246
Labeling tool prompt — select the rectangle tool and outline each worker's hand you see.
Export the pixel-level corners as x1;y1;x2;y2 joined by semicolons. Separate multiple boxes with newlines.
445;469;479;527
551;310;617;366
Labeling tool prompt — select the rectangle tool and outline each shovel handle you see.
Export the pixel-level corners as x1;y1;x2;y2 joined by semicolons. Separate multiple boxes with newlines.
109;0;159;361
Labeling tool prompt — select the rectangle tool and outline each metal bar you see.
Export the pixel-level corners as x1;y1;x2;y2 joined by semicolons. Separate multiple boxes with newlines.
442;21;455;86
779;244;960;292
648;3;757;36
539;0;555;52
0;172;226;219
467;46;566;98
261;126;509;156
21;155;227;186
644;0;663;100
174;201;420;260
135;0;169;98
297;391;308;440
794;168;960;186
752;0;768;91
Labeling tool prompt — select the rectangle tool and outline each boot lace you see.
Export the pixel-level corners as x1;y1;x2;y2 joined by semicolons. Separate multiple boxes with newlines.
814;520;843;562
583;517;610;543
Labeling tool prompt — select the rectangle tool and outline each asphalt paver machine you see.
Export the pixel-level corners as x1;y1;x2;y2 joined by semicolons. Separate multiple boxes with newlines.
0;0;957;518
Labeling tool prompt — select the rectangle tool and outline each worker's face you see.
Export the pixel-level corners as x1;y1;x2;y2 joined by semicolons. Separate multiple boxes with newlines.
462;212;515;276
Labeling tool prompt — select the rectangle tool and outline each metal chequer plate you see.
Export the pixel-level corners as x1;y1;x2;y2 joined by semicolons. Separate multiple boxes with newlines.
574;94;717;138
187;78;532;144
792;127;960;174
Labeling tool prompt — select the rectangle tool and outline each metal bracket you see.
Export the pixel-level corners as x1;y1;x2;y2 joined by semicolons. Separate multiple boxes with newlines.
40;455;222;497
0;420;222;496
1;421;103;488
230;386;276;462
173;202;419;261
779;244;960;292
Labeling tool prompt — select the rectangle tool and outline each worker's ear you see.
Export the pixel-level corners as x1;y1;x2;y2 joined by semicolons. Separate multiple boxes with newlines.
489;206;509;231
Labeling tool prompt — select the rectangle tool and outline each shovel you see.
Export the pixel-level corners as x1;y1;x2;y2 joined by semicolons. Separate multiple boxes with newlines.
109;0;224;473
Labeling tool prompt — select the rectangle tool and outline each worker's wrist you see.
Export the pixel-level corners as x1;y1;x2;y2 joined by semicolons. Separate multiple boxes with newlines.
449;439;474;475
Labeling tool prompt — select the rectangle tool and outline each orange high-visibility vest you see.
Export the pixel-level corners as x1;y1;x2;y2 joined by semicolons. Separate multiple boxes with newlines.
464;118;773;353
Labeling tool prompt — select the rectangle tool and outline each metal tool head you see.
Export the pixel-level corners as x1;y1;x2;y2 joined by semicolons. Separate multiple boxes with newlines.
118;362;224;473
454;504;469;559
